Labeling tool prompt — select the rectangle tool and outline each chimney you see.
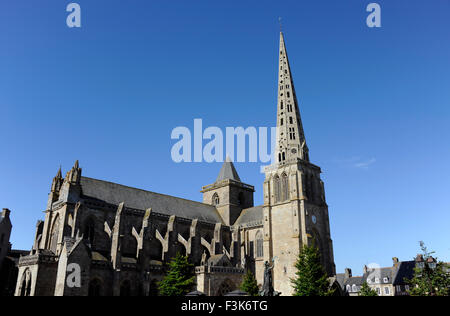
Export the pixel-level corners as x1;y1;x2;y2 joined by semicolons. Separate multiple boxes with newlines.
363;265;368;274
345;268;352;279
392;257;399;267
1;208;11;219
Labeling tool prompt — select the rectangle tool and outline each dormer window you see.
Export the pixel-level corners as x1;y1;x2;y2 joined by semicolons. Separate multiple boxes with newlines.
383;277;389;283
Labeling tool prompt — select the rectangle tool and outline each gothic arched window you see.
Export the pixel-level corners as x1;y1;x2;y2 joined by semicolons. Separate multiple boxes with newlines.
83;218;96;247
255;231;263;258
238;192;245;206
273;175;281;203
281;173;289;201
49;215;60;255
212;193;220;206
20;269;32;296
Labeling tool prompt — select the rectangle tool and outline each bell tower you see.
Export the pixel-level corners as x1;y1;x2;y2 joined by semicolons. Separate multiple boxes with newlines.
263;32;336;296
201;157;254;226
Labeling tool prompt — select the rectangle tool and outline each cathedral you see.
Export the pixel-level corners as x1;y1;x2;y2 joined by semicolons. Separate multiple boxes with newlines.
14;32;336;296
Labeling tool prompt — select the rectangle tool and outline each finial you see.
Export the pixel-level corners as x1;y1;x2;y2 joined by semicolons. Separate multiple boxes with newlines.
56;165;62;178
74;160;79;169
279;17;282;33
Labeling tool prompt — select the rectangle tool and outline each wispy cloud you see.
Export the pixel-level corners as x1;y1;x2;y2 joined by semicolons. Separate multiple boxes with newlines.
354;158;376;169
333;156;377;169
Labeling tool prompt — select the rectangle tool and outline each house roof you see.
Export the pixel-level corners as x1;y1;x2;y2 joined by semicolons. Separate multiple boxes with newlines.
344;276;365;286
79;177;224;224
364;267;395;284
393;260;416;285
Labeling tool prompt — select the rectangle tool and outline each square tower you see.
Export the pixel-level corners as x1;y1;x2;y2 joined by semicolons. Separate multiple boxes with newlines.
201;158;254;226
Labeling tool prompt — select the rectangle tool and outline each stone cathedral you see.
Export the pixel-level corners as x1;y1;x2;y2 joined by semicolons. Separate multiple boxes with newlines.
15;32;336;296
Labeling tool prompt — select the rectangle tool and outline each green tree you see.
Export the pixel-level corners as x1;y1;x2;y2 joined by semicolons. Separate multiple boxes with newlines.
158;253;196;296
291;245;334;296
240;270;260;296
406;242;450;296
359;282;378;296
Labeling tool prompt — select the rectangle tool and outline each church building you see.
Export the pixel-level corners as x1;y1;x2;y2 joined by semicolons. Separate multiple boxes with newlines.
15;32;335;296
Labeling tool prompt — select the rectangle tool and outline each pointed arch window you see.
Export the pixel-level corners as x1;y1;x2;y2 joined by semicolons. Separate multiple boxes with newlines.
84;218;96;247
49;215;60;255
19;269;32;296
281;173;289;201
212;193;220;206
256;231;263;258
238;192;245;206
274;175;281;203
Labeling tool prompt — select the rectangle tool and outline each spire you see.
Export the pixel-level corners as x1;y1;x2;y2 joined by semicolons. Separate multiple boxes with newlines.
216;156;241;182
56;166;62;179
51;166;63;193
65;160;82;184
275;32;309;164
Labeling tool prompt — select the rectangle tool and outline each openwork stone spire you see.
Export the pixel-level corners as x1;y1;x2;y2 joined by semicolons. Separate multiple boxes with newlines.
275;32;309;164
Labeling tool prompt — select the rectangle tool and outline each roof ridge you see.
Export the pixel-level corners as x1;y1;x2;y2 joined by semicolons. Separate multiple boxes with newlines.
81;176;216;209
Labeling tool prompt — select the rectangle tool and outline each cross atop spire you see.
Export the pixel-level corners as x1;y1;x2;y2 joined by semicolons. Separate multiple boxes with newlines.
275;32;309;164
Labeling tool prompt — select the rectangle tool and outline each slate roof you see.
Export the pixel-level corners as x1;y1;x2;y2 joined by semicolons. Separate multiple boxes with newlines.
79;177;224;224
216;157;241;182
344;276;364;286
364;267;395;284
233;205;263;227
393;260;416;285
208;254;232;267
335;273;365;294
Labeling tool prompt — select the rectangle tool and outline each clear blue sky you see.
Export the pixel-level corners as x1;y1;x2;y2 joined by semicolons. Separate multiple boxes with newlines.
1;0;449;275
